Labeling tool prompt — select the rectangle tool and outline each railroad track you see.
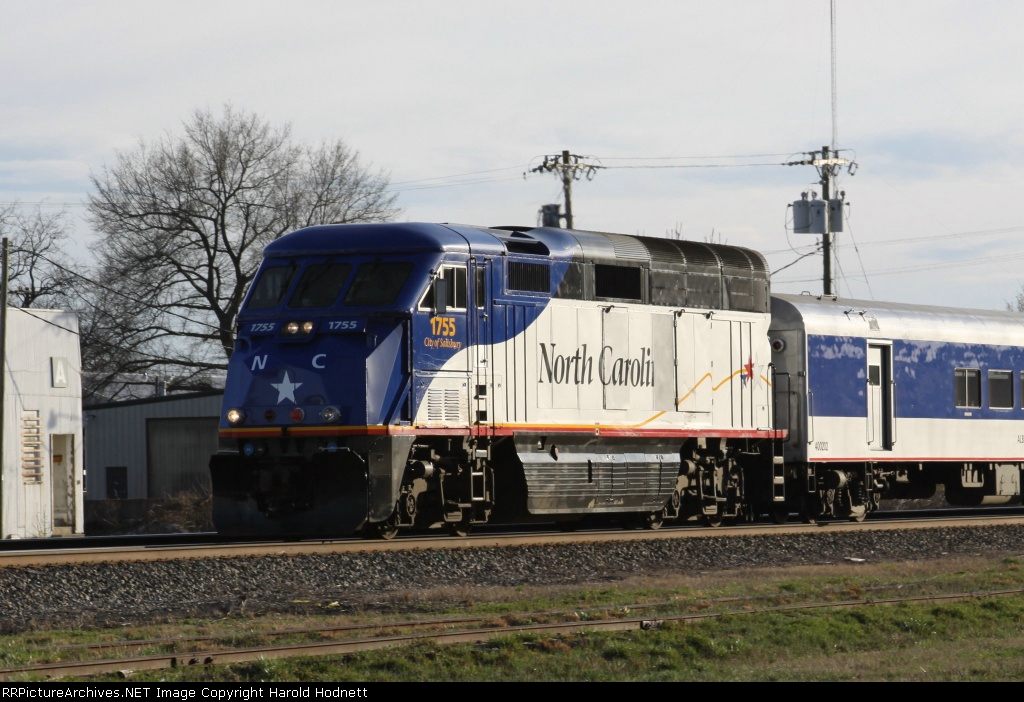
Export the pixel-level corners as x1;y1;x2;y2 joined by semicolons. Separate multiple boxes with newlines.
3;511;1024;568
3;587;1021;681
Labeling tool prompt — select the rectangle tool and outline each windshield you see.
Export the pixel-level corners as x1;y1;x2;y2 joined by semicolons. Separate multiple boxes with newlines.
288;263;352;308
343;262;413;306
247;265;296;309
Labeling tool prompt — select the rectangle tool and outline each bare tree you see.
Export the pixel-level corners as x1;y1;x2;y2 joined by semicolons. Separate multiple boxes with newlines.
0;204;81;309
1008;287;1024;313
664;224;727;244
86;106;400;397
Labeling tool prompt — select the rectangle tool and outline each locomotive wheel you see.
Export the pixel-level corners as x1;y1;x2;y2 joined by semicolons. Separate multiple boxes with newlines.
644;510;666;530
448;521;473;537
373;517;399;540
800;495;820;524
703;510;723;528
770;504;790;525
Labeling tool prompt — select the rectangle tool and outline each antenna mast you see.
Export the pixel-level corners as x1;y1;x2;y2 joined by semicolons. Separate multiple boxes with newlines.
831;0;839;151
787;0;856;296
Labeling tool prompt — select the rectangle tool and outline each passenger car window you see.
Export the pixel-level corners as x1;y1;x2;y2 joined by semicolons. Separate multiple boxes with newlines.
954;368;981;408
988;370;1013;409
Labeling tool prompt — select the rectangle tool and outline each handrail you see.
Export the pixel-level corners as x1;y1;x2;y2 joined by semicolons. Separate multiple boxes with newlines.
891;380;897;446
866;380;874;445
807;390;814;444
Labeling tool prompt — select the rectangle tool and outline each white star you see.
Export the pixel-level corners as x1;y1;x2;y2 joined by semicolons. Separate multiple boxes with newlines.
271;371;303;404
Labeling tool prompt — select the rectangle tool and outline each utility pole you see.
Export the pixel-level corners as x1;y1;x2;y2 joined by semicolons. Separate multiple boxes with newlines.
820;146;835;295
528;150;602;229
0;238;8;524
787;146;855;296
560;151;574;229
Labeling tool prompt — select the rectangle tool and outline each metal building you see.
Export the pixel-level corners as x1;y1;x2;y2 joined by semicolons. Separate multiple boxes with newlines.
1;308;84;538
83;391;222;501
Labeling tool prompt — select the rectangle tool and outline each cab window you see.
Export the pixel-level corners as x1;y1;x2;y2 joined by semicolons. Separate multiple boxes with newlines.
247;265;296;309
419;265;468;310
288;263;352;308
343;262;413;306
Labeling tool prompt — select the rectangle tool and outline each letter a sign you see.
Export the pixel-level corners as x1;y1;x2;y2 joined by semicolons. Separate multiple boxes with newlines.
51;357;68;388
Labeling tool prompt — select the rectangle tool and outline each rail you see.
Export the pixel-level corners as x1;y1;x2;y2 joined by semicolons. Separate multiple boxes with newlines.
3;587;1022;681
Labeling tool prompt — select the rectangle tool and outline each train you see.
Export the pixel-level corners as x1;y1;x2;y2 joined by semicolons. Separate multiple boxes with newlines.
208;222;1024;538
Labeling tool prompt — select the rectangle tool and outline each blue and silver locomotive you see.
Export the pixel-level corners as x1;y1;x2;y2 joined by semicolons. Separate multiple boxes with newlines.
210;222;1024;538
210;222;784;537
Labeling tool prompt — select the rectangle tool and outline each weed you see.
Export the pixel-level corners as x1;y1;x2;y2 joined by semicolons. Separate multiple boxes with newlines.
5;554;1024;681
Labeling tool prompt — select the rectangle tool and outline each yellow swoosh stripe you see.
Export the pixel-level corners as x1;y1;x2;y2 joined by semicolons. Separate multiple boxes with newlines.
675;367;773;407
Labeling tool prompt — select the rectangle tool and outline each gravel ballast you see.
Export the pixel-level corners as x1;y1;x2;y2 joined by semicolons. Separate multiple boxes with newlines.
1;525;1022;633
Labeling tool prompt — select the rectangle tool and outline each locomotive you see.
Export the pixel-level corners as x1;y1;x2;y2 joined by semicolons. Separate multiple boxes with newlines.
209;222;1024;538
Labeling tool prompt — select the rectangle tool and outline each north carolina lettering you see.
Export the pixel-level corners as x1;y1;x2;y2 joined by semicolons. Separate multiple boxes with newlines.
539;343;653;387
539;343;594;384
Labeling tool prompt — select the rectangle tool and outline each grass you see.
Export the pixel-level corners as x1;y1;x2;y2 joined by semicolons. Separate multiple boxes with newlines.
4;554;1024;682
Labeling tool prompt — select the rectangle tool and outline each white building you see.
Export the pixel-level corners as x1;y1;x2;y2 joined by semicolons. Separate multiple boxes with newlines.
1;308;84;538
83;391;222;502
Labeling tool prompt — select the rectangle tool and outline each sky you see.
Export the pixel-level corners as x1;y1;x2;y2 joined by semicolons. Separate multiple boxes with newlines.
2;0;1024;311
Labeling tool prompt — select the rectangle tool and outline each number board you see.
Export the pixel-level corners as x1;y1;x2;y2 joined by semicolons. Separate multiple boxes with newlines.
322;318;366;333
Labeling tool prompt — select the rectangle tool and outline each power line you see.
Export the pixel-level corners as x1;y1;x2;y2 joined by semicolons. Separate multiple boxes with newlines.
839;207;875;300
763;224;1024;256
0;201;87;207
602;162;787;170
389;165;530;186
12;306;79;336
771;246;822;276
598;153;795;160
836;225;1024;250
31;252;224;334
775;249;1024;283
386;175;523;193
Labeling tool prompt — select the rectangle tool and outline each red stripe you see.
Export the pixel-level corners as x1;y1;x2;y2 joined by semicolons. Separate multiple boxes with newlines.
811;456;1024;463
221;425;787;441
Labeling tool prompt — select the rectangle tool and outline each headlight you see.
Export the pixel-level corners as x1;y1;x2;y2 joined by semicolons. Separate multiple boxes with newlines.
284;321;314;335
226;408;246;425
320;406;340;423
